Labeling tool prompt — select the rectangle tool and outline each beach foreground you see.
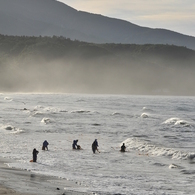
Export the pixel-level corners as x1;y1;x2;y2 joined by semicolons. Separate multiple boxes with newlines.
0;157;91;195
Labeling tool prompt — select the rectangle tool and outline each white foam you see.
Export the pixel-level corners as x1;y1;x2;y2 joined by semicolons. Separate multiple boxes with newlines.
163;117;180;124
169;164;178;169
4;97;13;101
123;137;194;160
41;118;52;124
43;107;59;113
0;124;24;134
175;120;189;126
141;113;149;118
112;112;121;115
163;117;191;126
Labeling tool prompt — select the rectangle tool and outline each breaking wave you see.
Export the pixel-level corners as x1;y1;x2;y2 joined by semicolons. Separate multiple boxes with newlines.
112;112;121;115
70;110;91;114
30;105;62;117
0;124;24;134
123;137;195;160
162;117;191;127
41;118;52;124
4;97;13;101
140;113;149;118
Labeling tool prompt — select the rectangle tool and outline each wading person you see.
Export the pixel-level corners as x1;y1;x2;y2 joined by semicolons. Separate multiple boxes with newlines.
42;140;49;150
72;139;78;149
32;148;39;162
92;139;99;153
120;143;126;152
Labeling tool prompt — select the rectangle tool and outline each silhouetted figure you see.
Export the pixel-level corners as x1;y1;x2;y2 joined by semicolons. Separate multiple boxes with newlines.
72;140;79;149
120;143;126;152
92;139;99;153
32;148;39;162
42;140;49;150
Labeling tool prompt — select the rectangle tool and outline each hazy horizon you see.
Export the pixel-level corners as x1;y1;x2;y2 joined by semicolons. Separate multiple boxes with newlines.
1;51;195;96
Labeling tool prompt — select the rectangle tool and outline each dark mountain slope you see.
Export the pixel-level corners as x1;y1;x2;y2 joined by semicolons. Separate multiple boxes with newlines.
0;0;195;49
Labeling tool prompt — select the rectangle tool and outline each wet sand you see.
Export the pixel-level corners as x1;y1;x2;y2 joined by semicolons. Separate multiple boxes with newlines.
0;157;92;195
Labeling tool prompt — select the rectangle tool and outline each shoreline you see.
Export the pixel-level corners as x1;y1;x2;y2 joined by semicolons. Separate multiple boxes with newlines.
0;157;92;195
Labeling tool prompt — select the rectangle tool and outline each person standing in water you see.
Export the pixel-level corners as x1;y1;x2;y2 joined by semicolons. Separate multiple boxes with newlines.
42;140;49;150
92;139;99;153
72;140;78;149
32;148;39;162
120;143;126;152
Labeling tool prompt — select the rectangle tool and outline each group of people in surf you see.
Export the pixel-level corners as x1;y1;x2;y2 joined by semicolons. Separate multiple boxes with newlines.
72;139;99;153
32;140;49;162
32;139;126;162
72;139;126;153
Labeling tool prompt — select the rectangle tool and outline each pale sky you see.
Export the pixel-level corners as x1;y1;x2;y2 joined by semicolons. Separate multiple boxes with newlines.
58;0;195;37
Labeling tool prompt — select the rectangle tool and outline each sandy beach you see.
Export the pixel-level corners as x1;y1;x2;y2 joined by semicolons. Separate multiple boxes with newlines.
0;157;92;195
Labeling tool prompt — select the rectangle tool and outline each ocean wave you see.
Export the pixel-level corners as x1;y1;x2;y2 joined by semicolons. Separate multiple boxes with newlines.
34;105;44;109
30;106;61;117
123;137;195;160
111;112;133;118
112;112;121;115
31;111;44;117
181;170;195;174
162;117;191;127
43;107;59;113
168;164;183;169
0;124;24;134
4;97;13;101
34;105;60;113
60;110;68;113
140;113;149;118
41;118;52;124
70;110;90;114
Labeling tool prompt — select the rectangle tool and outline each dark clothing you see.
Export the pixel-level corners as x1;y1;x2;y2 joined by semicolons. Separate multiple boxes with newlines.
120;144;126;152
92;140;98;153
42;140;49;150
72;140;78;149
32;149;39;162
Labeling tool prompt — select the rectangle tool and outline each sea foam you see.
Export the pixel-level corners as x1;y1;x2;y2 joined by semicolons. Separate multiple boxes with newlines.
123;137;195;160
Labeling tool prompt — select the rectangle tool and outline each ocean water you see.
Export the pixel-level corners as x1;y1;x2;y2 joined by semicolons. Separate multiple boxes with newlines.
0;93;195;195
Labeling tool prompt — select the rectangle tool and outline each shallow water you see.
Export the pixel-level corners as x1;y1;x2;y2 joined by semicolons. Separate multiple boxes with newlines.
0;93;195;194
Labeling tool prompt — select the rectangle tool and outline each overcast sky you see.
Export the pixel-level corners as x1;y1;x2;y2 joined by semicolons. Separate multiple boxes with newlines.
58;0;195;37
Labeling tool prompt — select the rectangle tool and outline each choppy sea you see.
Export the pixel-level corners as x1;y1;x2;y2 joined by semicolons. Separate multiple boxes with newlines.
0;93;195;195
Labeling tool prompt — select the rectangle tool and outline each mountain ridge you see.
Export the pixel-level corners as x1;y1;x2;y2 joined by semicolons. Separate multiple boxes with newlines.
0;0;195;49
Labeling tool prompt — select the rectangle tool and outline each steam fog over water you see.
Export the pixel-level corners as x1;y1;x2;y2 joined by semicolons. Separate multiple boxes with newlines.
1;54;195;96
0;93;195;194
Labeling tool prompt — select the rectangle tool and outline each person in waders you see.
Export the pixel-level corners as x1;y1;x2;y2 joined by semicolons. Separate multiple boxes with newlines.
42;140;49;150
72;140;81;150
32;148;39;162
120;143;126;152
72;140;78;149
92;139;99;153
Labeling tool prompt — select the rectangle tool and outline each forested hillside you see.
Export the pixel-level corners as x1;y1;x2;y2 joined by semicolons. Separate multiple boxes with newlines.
1;0;195;50
0;35;195;95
